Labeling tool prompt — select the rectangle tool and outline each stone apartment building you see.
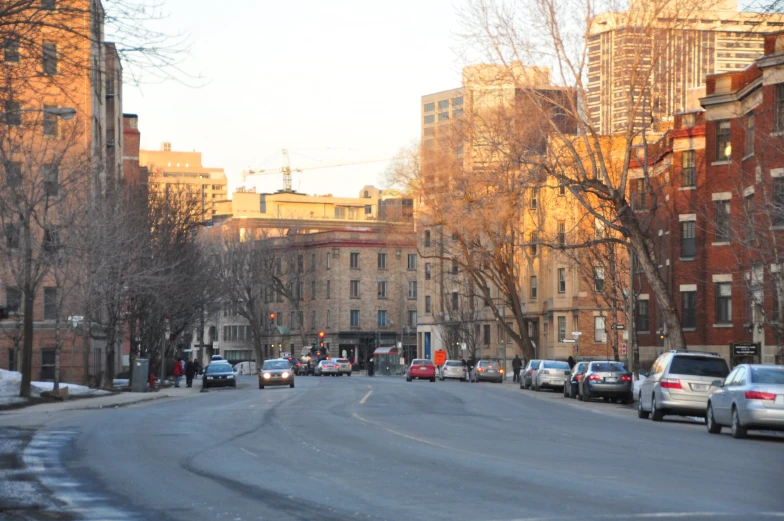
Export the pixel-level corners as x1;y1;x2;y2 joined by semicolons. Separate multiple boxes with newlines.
631;31;784;366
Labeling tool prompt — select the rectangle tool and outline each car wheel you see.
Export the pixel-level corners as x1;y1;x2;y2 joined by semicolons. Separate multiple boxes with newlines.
534;382;540;392
430;377;436;382
651;395;664;422
460;378;466;382
406;376;412;382
637;394;649;418
519;380;524;389
231;382;237;388
347;373;351;377
623;392;633;405
577;387;584;401
584;387;591;402
706;403;721;434
731;406;747;439
290;382;295;388
563;386;568;398
259;383;264;389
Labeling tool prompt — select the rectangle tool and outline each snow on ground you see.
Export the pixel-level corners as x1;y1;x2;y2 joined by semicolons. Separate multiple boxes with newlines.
633;375;646;395
0;368;111;406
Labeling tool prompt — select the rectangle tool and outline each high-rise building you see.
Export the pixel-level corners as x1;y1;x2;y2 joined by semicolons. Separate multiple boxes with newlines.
140;142;228;221
587;0;784;135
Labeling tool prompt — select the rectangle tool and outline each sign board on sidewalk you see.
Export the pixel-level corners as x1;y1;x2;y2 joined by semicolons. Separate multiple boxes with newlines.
434;349;447;366
731;342;759;356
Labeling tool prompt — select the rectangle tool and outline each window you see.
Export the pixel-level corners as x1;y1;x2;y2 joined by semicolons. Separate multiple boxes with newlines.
378;310;387;327
297;255;303;272
350;280;359;298
408;281;417;299
408;310;417;328
425;295;431;313
530;187;538;210
5;223;19;249
6;287;20;314
4;38;19;63
6;161;22;188
424;102;435;112
424;230;431;247
43;105;58;136
529;232;537;256
682;291;697;328
407;254;417;270
637;299;649;332
438;99;449;110
296;281;304;301
42;42;57;75
350;310;360;327
594;316;606;342
377;252;387;269
41;348;55;381
350;252;359;269
438;112;449;121
44;288;57;320
425;263;431;280
681;221;695;258
326;252;331;270
775;179;784;227
232;325;238;341
311;253;316;269
558;268;566;293
557;221;565;247
635;179;648;210
682;150;695;187
776;84;784;132
558;184;566;196
377;281;387;299
43;228;59;253
594;267;605;292
4;101;21;126
745;193;755;235
530;276;537;299
326;280;331;299
451;258;458;274
682;113;696;128
451;292;459;311
716;120;731;161
326;309;331;328
716;283;732;323
42;0;56;9
44;164;58;196
745;113;755;156
453;108;463;117
558;317;566;342
424;114;435;124
483;324;491;345
452;96;463;106
311;280;316;300
715;200;731;242
365;204;372;215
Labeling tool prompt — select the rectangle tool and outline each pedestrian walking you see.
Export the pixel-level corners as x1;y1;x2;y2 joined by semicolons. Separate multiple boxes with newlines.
512;354;522;383
367;356;375;377
185;359;196;388
173;357;183;387
567;355;576;369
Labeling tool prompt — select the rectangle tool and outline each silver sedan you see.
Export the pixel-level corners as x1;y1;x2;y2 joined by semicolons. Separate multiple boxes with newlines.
706;364;784;439
440;360;467;381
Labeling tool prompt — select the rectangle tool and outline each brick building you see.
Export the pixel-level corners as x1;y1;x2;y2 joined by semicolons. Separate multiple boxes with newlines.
633;31;784;366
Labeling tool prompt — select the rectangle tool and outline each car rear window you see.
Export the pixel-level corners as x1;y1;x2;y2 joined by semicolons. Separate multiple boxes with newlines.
262;361;289;370
445;361;463;366
591;362;626;372
336;359;349;363
751;367;784;384
412;359;430;365
669;356;729;378
543;361;570;369
530;361;541;369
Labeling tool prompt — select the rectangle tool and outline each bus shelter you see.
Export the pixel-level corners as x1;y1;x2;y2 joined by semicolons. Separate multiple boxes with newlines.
373;346;403;376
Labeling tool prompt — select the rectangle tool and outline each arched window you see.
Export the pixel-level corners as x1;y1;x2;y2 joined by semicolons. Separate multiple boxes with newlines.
364;190;369;198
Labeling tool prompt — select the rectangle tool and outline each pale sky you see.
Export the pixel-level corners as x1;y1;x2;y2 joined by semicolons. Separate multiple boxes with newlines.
123;0;467;197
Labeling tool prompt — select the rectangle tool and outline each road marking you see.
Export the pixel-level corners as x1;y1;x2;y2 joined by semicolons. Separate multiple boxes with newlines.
240;447;258;458
359;388;373;404
497;513;784;521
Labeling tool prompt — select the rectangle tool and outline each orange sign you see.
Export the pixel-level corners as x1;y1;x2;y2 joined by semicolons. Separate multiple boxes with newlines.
434;350;447;366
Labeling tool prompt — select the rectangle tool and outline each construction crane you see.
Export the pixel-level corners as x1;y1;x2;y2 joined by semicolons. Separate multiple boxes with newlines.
242;149;393;193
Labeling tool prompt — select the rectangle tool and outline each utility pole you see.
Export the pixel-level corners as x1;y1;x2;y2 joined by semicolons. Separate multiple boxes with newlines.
629;251;638;377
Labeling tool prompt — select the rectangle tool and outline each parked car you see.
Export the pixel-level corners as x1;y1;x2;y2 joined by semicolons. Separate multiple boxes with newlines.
315;360;340;376
520;360;541;389
706;364;784;438
564;362;589;399
335;358;352;376
533;360;571;392
258;359;295;389
578;361;633;403
202;362;236;389
471;360;504;383
638;350;730;421
440;360;467;381
302;348;330;375
406;359;436;382
284;356;303;375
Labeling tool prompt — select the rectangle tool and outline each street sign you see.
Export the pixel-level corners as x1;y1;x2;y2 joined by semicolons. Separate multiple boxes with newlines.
731;342;759;356
621;343;627;356
611;324;625;330
434;349;447;365
562;338;576;343
572;331;582;337
460;342;467;350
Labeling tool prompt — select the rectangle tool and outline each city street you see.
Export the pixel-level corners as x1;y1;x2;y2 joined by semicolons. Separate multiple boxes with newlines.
1;375;783;521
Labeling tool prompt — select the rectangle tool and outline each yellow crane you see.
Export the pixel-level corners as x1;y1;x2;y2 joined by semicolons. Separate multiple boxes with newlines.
242;149;393;193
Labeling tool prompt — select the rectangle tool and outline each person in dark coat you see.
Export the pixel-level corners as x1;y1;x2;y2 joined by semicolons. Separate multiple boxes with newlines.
185;359;196;388
567;356;576;369
367;356;375;377
512;355;523;383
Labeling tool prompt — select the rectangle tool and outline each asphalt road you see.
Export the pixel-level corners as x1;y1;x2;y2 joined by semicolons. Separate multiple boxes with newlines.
2;374;784;521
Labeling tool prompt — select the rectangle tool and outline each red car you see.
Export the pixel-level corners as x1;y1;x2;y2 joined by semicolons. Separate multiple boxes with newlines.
406;359;436;382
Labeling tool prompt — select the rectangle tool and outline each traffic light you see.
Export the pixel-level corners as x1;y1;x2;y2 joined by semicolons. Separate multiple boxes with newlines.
269;313;276;326
318;331;325;338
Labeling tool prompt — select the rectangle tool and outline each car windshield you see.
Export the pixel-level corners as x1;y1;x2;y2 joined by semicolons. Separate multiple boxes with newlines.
543;361;570;369
591;362;626;372
412;359;430;365
750;367;784;384
669;356;729;378
574;363;588;372
207;364;232;374
263;361;289;370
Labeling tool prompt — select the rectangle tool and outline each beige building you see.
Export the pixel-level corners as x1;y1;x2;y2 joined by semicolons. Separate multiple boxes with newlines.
139;142;227;220
587;0;784;135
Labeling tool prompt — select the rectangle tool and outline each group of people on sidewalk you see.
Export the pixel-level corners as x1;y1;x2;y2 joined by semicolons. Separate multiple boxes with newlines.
172;358;201;388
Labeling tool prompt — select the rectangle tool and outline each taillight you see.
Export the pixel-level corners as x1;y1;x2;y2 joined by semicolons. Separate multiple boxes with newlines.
499;369;504;374
621;375;632;382
587;374;602;381
527;370;533;375
576;374;583;382
661;379;682;389
478;368;485;372
745;390;776;400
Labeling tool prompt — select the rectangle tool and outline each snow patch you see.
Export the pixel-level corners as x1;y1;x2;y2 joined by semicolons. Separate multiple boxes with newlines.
0;368;111;406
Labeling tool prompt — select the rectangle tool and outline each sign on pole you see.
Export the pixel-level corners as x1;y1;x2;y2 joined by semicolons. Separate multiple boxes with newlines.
621;342;627;356
562;338;576;344
461;343;467;350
